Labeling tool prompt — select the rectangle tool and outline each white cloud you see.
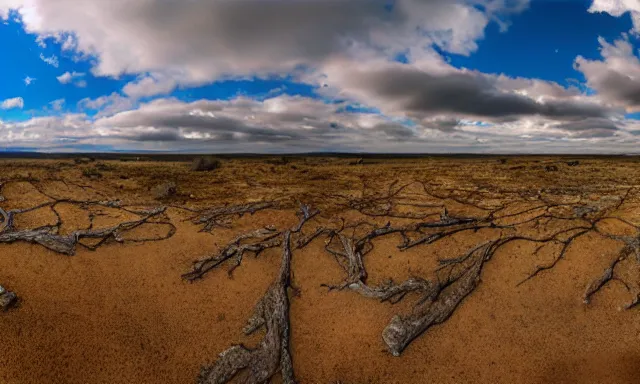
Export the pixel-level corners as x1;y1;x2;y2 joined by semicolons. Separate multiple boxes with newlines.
56;71;85;86
49;98;65;111
24;75;35;85
39;53;59;67
78;92;135;117
1;97;24;109
0;93;638;153
1;0;637;154
0;0;530;89
589;0;640;33
574;35;640;111
35;35;46;48
0;113;92;147
316;55;619;130
123;73;178;98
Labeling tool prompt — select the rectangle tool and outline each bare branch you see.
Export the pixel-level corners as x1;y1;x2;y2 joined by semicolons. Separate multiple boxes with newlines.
190;202;276;233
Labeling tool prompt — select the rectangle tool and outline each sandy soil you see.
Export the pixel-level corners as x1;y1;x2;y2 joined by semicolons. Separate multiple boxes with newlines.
1;156;640;383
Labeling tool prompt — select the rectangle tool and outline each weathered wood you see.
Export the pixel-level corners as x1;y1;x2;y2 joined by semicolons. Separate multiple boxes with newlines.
0;207;173;255
382;251;486;356
198;231;296;384
0;285;17;311
190;202;276;233
183;227;282;281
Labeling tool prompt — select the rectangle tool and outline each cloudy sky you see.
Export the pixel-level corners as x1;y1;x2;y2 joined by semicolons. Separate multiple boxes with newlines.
0;0;639;153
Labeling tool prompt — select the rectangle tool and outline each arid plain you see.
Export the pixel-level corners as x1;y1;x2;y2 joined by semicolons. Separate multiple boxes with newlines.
1;156;640;384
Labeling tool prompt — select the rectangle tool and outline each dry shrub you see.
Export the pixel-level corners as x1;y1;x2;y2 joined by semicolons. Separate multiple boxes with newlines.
74;157;94;165
95;163;115;171
191;157;221;172
153;181;177;199
82;168;103;179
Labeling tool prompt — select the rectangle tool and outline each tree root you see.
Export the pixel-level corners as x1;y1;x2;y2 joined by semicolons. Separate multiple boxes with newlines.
382;242;493;356
198;231;296;384
583;258;621;304
0;206;174;255
194;204;320;383
4;174;640;381
347;278;434;304
0;179;177;313
622;294;640;310
182;227;283;281
188;202;276;233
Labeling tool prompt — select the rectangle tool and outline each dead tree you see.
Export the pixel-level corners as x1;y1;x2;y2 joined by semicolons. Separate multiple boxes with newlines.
186;201;276;233
194;205;318;384
382;242;494;356
189;179;640;378
183;227;283;281
0;178;178;308
197;231;296;384
0;205;174;255
4;173;640;381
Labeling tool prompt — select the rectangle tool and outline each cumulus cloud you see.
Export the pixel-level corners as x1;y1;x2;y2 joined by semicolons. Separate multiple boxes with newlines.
1;97;24;109
78;92;135;117
123;73;178;99
23;75;35;85
93;96;420;147
0;113;92;147
321;58;620;123
589;0;640;33
574;35;640;111
552;118;620;138
0;95;428;151
0;94;638;153
0;0;530;90
56;71;86;86
0;0;637;153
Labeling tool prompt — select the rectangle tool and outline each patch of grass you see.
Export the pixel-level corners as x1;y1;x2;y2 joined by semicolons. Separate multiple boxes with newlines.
82;168;103;179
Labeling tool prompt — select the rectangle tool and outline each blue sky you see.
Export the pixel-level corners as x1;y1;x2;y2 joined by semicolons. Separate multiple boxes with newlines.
1;0;640;153
450;0;634;84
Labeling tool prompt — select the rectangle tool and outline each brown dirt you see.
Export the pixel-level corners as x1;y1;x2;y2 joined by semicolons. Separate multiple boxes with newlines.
1;156;640;383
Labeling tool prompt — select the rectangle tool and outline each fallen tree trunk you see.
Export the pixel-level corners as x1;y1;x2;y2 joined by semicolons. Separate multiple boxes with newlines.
197;231;296;384
382;243;491;356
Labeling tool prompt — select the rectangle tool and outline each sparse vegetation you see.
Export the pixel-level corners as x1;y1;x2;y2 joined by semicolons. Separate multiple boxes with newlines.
82;167;103;178
545;165;558;172
152;181;177;200
95;162;116;171
74;157;95;165
191;156;221;172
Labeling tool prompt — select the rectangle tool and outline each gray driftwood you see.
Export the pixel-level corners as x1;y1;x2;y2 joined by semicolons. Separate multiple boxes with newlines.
197;231;296;384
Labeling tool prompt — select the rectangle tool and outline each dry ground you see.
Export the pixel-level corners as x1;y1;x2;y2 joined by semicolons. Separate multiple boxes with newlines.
1;156;640;383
